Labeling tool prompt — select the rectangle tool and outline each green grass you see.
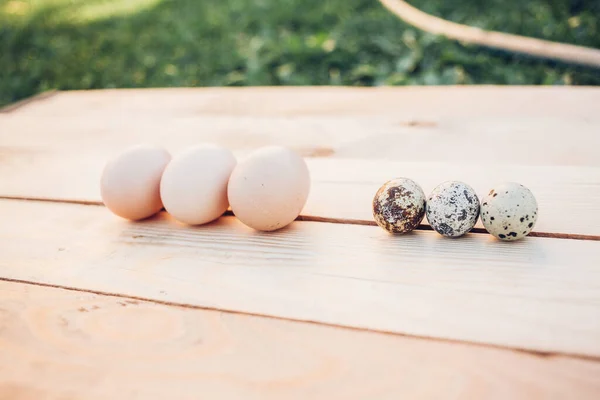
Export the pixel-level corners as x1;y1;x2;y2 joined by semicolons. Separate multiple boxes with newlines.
1;0;599;107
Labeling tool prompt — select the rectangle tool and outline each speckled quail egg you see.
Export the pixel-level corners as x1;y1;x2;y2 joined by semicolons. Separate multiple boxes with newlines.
426;181;480;238
480;182;538;241
372;178;426;234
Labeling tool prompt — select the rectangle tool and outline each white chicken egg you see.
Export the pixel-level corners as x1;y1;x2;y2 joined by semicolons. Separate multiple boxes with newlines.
100;144;171;220
227;146;310;231
160;144;237;225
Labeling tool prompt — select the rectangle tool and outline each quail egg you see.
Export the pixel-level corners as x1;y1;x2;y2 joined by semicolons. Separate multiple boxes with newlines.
426;181;480;238
481;182;538;241
372;178;426;234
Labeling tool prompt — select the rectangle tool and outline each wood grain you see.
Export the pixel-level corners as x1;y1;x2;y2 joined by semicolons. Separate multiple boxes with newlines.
1;199;599;357
3;280;600;400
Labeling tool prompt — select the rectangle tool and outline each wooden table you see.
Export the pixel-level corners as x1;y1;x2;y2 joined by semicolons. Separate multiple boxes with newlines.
1;87;599;399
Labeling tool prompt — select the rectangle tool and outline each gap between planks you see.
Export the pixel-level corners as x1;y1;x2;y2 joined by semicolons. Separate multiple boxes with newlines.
1;194;598;242
3;275;597;363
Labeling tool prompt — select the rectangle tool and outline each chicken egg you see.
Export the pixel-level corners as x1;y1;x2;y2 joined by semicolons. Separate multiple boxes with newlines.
160;144;237;225
100;144;171;220
227;146;310;231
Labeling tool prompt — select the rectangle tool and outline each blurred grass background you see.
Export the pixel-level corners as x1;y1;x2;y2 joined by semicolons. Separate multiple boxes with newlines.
1;0;599;107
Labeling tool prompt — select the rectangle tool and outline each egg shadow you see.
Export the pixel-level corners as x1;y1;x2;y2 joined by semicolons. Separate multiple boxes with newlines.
426;226;548;269
177;214;318;268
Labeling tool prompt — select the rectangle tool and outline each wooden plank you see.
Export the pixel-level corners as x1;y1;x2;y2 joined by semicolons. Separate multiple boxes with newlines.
1;87;599;167
306;159;600;237
3;281;600;400
1;88;598;236
1;199;599;357
0;152;597;236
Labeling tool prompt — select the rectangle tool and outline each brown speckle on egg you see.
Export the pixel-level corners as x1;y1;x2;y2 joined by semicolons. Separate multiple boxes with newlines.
372;178;426;234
